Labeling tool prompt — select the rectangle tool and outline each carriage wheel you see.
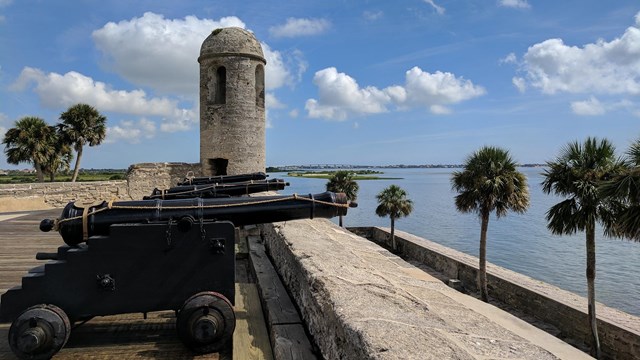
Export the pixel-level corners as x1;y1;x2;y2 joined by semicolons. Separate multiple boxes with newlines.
8;304;71;360
176;291;235;353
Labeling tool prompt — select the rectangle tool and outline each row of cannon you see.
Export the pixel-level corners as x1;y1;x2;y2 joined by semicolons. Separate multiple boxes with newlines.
0;172;354;359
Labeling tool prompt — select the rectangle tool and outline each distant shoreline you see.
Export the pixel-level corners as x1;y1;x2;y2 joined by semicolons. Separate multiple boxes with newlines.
267;164;545;172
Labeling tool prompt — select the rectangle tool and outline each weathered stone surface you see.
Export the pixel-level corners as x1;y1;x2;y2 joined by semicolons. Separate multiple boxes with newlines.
261;220;590;360
0;162;201;209
126;162;201;200
199;27;266;176
351;226;640;360
0;181;130;209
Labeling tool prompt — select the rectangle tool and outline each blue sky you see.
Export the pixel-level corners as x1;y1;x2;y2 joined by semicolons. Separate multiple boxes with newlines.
1;0;639;169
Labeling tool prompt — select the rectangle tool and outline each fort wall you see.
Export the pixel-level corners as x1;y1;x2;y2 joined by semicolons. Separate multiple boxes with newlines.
348;226;640;360
259;220;590;359
0;162;200;209
0;181;129;210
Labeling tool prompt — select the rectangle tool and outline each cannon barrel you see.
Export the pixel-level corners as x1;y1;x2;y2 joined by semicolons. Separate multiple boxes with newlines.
42;192;352;246
178;172;267;186
144;179;289;200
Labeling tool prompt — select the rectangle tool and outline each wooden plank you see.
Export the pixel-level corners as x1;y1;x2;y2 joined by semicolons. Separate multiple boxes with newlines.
235;233;249;259
271;324;317;360
233;283;274;360
247;236;301;325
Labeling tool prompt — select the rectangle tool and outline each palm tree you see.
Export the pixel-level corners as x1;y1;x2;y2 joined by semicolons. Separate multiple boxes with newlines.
59;103;107;182
451;146;529;303
326;171;359;227
375;185;413;252
600;138;640;241
41;131;73;182
541;137;624;359
2;117;55;182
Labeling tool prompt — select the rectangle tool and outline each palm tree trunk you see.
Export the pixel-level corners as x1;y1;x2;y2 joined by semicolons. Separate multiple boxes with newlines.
586;224;601;359
49;171;55;182
71;146;83;182
479;210;490;302
34;162;44;182
390;217;396;252
339;215;343;227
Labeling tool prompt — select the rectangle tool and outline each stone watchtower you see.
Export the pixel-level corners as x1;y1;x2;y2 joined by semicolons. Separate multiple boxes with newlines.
199;27;266;176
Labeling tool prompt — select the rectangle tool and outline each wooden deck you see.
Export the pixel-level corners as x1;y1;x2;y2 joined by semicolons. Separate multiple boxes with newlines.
0;209;274;360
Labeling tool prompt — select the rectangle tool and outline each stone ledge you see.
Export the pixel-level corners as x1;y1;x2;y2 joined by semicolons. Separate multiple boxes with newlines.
350;226;639;360
260;219;590;360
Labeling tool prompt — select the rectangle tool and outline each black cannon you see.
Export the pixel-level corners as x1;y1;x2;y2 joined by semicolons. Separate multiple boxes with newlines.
144;178;289;200
0;191;353;359
177;172;267;186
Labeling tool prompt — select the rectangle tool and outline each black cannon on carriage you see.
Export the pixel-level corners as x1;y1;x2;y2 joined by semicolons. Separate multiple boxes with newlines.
0;190;354;359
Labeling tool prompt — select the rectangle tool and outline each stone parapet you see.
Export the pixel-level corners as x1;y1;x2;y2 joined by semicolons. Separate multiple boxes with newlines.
0;162;202;211
0;181;130;209
349;226;640;360
260;219;590;360
126;162;201;200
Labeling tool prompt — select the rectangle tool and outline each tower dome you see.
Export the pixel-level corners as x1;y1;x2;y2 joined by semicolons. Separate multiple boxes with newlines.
199;27;265;63
198;27;267;176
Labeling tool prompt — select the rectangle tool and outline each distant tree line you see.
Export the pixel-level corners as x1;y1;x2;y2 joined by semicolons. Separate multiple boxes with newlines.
2;103;107;182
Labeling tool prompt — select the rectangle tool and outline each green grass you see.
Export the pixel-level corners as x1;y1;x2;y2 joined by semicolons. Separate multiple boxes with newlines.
0;171;126;184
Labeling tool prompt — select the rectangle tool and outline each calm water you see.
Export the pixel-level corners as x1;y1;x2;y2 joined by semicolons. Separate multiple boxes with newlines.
274;168;640;317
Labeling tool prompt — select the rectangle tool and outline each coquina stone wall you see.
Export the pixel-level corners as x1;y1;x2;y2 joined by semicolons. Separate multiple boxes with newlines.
0;162;202;210
349;226;640;360
0;181;130;209
125;162;201;200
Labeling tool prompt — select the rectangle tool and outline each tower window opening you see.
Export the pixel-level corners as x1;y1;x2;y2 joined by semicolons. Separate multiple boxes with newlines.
255;65;265;108
215;66;226;104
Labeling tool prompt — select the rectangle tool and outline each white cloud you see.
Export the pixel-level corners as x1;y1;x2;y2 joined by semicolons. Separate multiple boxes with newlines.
571;97;605;116
262;43;306;90
363;11;383;21
12;67;197;133
289;109;299;118
423;0;445;15
430;105;452;114
512;77;526;93
500;52;517;64
92;12;245;96
266;92;285;109
518;13;640;95
91;12;305;100
404;67;486;107
0;112;8;138
269;18;330;38
305;67;399;120
498;0;531;9
106;118;156;144
305;66;485;120
89;12;306;125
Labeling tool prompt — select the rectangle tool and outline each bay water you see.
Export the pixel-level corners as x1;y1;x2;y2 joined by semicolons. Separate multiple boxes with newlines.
274;168;640;317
